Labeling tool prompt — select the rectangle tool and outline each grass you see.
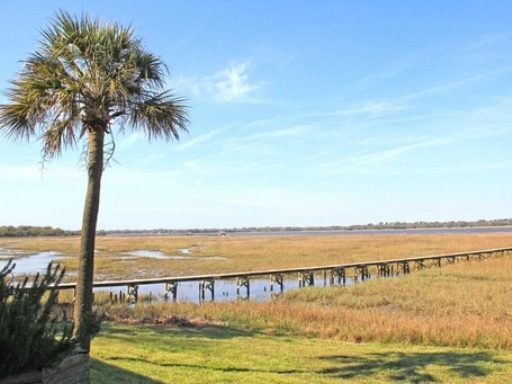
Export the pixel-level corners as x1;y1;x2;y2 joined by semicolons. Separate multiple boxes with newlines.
1;232;512;280
103;255;512;350
91;324;512;383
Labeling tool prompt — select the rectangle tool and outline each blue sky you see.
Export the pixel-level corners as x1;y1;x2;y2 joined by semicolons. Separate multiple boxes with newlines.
1;1;512;230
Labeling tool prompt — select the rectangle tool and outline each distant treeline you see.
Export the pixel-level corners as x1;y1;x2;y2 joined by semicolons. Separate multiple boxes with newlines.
2;219;512;237
0;225;68;237
106;218;512;235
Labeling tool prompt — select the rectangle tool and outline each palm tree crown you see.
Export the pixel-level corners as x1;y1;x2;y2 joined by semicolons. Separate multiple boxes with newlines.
0;11;188;155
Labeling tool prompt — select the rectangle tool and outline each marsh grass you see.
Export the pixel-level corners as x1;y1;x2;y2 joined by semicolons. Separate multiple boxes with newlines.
103;255;512;350
1;232;511;280
5;233;512;349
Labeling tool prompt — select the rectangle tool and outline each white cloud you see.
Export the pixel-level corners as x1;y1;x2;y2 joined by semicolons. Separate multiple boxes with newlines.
213;62;259;102
174;61;260;103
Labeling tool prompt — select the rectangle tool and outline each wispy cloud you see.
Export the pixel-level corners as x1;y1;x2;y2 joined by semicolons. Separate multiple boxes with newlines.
320;137;447;171
254;124;310;139
311;68;511;126
172;125;311;174
0;165;82;182
304;150;334;161
175;129;222;152
166;32;199;54
137;153;168;166
221;125;310;153
351;50;428;91
116;131;144;150
180;156;272;179
318;125;512;175
329;101;407;119
174;61;260;103
277;49;305;68
398;68;510;102
409;161;512;175
190;186;300;209
463;32;512;52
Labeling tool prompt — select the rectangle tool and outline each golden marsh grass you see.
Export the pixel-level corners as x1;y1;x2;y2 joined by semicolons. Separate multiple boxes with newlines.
1;232;511;280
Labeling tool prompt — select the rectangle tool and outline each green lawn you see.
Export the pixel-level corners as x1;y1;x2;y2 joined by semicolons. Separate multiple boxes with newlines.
91;324;512;384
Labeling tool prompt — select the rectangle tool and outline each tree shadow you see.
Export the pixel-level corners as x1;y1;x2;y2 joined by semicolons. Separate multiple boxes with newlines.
102;322;258;341
103;356;305;375
91;359;165;384
150;323;258;339
317;351;506;383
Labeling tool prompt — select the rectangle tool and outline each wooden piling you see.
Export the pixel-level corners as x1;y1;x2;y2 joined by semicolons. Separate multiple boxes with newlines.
200;279;215;301
164;281;178;302
298;271;314;288
127;284;138;303
399;261;410;274
269;273;284;292
236;276;250;299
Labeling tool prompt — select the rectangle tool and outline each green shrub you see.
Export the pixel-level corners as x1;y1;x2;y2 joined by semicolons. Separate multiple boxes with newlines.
0;260;73;377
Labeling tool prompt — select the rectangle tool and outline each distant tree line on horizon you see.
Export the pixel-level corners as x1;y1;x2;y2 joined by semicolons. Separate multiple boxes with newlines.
107;218;512;235
0;226;67;237
2;218;512;237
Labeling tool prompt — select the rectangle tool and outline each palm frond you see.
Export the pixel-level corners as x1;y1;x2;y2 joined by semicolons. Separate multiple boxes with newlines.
128;91;188;140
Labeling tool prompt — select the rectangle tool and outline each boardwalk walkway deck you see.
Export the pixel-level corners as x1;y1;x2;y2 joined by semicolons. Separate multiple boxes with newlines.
50;246;512;303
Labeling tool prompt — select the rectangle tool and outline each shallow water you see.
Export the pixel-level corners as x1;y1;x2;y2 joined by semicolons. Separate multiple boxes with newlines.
121;249;228;261
123;250;170;259
0;247;228;278
0;251;67;275
96;273;358;304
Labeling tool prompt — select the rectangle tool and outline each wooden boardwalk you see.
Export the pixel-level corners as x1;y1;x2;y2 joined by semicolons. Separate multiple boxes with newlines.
50;246;512;303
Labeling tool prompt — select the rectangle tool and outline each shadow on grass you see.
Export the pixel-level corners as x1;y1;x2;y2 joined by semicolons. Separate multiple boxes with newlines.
91;359;165;384
103;356;305;375
102;322;258;341
318;351;505;383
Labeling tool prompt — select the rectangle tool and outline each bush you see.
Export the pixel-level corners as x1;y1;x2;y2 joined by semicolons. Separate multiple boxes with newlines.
0;260;73;377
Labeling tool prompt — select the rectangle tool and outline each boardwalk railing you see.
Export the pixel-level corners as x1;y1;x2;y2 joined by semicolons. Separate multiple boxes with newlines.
46;246;512;303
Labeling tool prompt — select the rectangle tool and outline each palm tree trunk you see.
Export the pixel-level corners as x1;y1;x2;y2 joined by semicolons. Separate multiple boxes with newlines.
73;128;104;352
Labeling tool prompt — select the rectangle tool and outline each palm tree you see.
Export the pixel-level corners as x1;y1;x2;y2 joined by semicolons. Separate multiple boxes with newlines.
0;12;188;351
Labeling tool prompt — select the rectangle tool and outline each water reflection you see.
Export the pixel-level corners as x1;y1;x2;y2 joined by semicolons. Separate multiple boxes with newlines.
96;274;357;304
